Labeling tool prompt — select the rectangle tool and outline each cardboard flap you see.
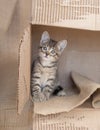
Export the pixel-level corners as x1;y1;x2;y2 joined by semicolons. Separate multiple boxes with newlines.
92;89;100;108
32;0;100;30
18;26;31;114
34;72;100;115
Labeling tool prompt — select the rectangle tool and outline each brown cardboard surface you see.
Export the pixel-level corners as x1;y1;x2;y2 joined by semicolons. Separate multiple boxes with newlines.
1;128;31;130
0;0;31;111
0;101;33;130
33;109;100;130
0;0;32;129
18;26;31;114
32;0;100;30
92;89;100;108
0;0;17;34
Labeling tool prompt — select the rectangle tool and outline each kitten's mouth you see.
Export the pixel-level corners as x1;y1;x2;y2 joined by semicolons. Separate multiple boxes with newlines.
44;54;48;58
44;56;48;59
45;55;48;58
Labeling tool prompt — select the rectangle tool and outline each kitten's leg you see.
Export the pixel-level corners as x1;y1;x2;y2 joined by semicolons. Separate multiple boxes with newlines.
31;84;41;101
43;85;53;100
43;77;58;100
31;84;46;102
31;71;47;102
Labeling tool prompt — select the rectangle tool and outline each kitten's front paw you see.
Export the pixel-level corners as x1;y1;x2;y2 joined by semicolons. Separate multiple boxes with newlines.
43;87;51;100
39;93;47;102
33;93;46;102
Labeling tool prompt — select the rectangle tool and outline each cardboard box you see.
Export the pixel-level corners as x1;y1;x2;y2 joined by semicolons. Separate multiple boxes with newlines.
17;25;100;130
0;0;100;129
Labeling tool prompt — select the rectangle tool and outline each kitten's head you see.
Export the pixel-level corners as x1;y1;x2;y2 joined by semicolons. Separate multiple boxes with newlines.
39;31;67;62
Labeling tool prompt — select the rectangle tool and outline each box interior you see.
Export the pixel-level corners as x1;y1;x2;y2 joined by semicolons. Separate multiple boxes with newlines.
31;25;100;113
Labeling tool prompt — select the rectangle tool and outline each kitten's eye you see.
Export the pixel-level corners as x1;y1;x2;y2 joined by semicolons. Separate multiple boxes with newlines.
42;46;47;51
51;50;55;55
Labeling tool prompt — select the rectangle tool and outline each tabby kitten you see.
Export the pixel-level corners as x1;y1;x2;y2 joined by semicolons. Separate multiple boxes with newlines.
31;31;67;102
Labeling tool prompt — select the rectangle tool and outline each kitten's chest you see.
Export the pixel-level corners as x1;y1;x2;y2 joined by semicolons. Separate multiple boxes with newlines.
40;71;49;85
40;68;56;87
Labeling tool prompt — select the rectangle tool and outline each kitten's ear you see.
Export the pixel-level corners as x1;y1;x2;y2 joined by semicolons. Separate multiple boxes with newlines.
40;31;50;45
57;40;67;53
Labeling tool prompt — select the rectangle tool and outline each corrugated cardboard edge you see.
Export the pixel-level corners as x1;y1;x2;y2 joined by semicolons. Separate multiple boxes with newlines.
33;108;100;130
31;0;100;30
18;25;31;114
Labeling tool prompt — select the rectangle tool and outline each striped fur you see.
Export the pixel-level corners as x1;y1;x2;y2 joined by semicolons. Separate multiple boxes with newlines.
31;31;67;102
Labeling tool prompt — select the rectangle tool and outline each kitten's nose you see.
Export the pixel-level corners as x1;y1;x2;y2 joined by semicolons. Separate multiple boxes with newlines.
46;52;49;56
